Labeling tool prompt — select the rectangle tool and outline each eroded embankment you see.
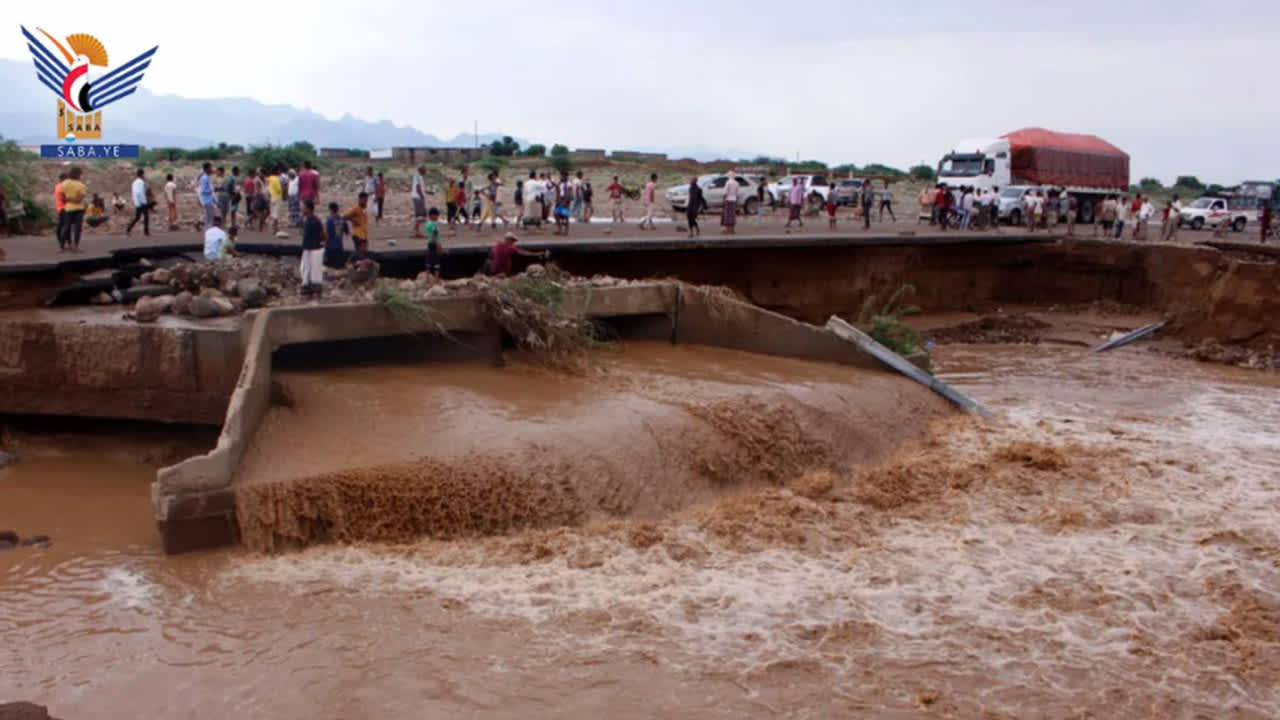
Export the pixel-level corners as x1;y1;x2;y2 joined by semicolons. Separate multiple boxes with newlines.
233;342;951;552
553;240;1280;350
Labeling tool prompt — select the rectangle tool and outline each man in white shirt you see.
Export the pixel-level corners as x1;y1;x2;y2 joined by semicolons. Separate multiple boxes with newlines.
126;168;151;236
960;189;976;230
1136;195;1156;241
204;216;228;260
1161;195;1183;243
411;166;428;237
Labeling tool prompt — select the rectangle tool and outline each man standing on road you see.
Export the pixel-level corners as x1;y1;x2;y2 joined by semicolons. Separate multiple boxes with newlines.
298;161;320;208
607;176;625;224
198;164;216;231
934;184;951;230
523;171;544;228
1159;196;1177;243
411;166;428;238
163;173;178;231
920;185;935;225
879;180;896;222
299;200;327;296
1135;195;1155;242
374;171;386;224
860;179;875;229
785;177;805;229
639;173;657;230
126;168;151;236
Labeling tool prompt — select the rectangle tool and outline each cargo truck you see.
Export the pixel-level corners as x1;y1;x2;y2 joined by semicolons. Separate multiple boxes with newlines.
936;127;1130;223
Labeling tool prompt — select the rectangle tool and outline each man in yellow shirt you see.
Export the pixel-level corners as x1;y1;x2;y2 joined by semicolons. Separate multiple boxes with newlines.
343;192;371;255
60;166;88;252
267;172;284;234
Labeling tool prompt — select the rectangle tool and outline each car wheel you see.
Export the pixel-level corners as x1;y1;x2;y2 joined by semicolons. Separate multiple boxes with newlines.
1232;217;1247;233
1009;209;1022;227
807;193;824;210
1191;217;1204;231
742;197;758;216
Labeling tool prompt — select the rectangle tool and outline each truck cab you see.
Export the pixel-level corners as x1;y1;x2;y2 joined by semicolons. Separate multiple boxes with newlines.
937;138;1010;194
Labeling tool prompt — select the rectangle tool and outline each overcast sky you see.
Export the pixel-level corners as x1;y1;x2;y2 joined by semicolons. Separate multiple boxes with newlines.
5;0;1279;184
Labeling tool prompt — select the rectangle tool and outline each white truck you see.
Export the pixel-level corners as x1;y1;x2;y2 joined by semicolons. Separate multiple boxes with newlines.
936;128;1130;224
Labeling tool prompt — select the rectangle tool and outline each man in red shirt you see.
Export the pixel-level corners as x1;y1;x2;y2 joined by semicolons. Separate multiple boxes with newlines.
486;233;550;276
298;161;320;205
607;175;625;225
934;184;951;230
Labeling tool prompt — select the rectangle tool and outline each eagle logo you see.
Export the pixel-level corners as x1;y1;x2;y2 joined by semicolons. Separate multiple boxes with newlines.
22;26;158;135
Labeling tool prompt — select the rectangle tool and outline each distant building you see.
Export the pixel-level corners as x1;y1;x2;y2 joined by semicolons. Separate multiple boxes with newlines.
318;148;359;158
369;149;393;161
388;147;483;164
609;150;668;163
569;148;607;162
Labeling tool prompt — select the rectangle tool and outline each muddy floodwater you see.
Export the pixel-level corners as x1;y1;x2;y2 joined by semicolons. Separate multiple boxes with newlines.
3;343;1280;718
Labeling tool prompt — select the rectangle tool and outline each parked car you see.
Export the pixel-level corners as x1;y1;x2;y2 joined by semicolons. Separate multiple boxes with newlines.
995;185;1041;225
833;179;866;206
1180;196;1250;232
665;174;762;215
767;175;830;208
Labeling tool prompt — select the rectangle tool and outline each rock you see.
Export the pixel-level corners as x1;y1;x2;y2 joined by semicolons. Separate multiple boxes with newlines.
172;290;193;315
235;279;267;308
0;450;16;468
426;285;449;298
151;268;172;285
234;277;261;298
199;288;225;300
211;297;236;315
399;280;416;291
89;291;114;305
221;278;238;295
139;271;155;284
524;264;547;278
414;272;432;286
189;296;220;318
133;297;163;323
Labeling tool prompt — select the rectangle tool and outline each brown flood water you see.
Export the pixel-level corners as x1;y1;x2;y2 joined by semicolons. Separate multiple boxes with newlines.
3;343;1280;718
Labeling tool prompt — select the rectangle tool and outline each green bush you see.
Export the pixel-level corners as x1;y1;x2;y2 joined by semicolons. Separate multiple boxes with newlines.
241;142;319;174
488;136;520;157
0;136;56;230
549;144;569;156
523;144;546;157
909;164;936;181
549;153;573;174
857;284;927;364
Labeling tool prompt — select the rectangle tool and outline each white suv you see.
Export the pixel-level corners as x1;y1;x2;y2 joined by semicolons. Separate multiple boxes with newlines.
665;174;763;215
768;175;830;207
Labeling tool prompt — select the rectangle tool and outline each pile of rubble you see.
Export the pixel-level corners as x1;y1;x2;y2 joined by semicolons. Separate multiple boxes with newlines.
128;259;651;323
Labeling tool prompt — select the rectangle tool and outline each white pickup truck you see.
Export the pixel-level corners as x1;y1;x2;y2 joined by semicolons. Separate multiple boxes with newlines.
1179;195;1254;232
767;175;830;208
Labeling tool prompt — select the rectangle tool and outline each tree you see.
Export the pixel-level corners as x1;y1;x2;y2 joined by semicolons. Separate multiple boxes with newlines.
909;164;936;181
549;152;573;174
1174;176;1205;192
522;144;546;157
1138;177;1164;192
550;144;569;156
862;163;907;178
488;135;520;157
0;135;55;228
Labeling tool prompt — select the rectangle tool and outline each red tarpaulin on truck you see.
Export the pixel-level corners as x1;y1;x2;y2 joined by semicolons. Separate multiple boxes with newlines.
1001;127;1129;191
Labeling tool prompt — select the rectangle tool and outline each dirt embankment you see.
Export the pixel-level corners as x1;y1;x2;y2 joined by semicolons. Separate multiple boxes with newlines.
552;240;1280;354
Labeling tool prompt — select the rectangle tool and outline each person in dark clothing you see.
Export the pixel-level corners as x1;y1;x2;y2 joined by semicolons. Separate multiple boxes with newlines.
686;177;703;236
299;200;327;295
860;180;875;230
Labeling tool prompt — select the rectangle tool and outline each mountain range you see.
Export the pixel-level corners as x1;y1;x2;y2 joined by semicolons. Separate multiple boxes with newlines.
0;59;514;151
0;59;750;161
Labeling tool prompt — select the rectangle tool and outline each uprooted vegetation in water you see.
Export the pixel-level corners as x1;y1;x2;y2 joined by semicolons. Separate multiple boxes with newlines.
376;263;616;373
858;284;929;363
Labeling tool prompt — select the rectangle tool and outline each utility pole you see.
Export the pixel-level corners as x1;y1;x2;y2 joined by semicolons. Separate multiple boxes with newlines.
474;120;478;149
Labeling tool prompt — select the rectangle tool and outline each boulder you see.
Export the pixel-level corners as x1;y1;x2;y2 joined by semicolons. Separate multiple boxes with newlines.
221;278;238;295
399;280;416;292
425;285;449;298
199;288;225;300
211;297;236;315
133;297;162;323
525;264;546;278
89;291;114;305
235;278;267;308
172;290;194;315
139;271;155;284
151;267;172;285
189;296;220;318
